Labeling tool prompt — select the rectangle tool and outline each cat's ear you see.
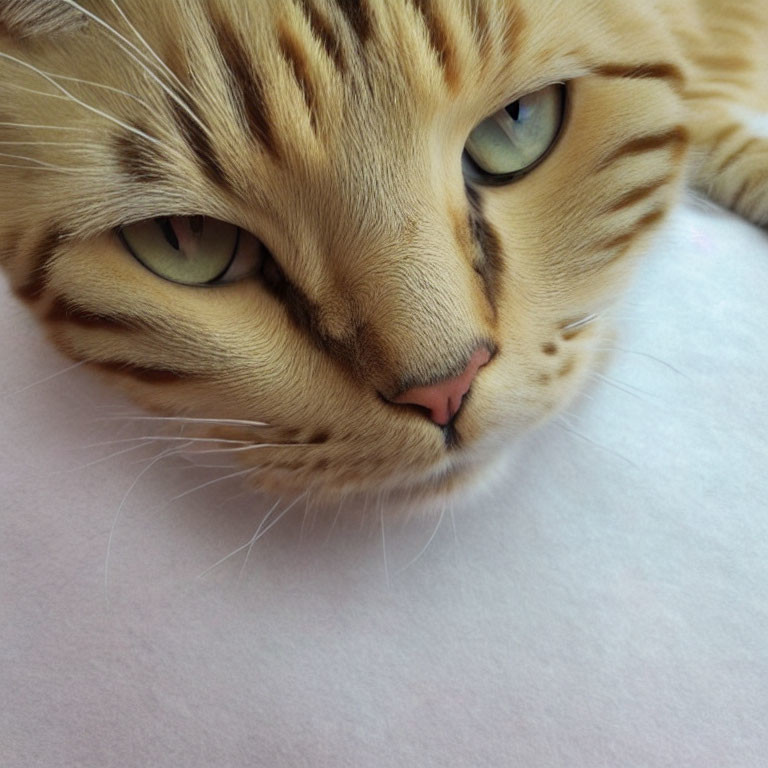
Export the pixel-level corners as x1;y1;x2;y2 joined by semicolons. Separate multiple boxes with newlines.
0;0;87;40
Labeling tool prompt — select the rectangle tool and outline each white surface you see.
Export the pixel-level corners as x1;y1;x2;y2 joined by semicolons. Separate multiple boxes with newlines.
1;202;767;768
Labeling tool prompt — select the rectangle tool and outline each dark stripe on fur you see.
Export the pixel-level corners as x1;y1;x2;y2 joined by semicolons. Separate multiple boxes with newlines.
113;126;165;184
167;97;230;188
598;207;666;252
694;53;752;72
210;12;279;157
260;253;379;380
711;124;742;146
295;0;346;72
594;62;684;90
278;27;318;133
465;185;502;311
15;228;64;301
731;176;754;210
605;176;671;213
334;0;372;46
92;361;196;384
716;137;759;175
408;0;460;91
597;127;688;171
46;296;137;331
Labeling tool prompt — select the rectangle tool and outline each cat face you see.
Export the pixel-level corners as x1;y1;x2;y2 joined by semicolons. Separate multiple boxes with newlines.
0;0;689;499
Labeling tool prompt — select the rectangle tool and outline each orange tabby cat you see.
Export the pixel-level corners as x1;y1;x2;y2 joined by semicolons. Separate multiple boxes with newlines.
0;0;765;499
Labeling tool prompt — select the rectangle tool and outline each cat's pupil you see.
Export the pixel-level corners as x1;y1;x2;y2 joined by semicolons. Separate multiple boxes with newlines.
506;100;521;121
189;216;204;235
156;217;180;251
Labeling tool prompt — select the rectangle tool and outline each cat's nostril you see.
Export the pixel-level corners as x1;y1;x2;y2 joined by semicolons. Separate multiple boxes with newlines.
390;345;492;426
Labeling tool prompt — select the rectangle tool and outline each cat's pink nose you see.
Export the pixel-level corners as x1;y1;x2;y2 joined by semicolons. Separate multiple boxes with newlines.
392;346;492;426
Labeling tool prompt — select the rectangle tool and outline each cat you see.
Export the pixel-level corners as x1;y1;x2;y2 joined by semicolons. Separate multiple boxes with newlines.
0;0;766;501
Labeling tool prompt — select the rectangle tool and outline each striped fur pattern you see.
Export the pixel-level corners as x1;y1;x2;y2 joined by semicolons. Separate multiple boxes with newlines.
0;0;765;499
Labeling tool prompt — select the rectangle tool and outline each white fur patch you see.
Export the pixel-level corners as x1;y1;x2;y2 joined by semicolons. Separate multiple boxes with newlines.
730;105;768;140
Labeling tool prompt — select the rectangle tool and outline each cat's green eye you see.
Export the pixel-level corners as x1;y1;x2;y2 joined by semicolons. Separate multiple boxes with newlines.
464;84;566;183
119;216;264;285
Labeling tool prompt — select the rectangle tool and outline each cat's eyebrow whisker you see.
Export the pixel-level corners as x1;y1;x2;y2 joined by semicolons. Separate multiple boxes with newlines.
39;70;153;109
0;52;162;146
106;0;194;98
57;0;208;136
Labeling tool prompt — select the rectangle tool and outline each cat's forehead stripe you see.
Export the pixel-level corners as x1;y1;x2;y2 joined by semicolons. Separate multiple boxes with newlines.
112;126;166;185
209;9;280;160
593;62;685;92
296;0;347;73
334;0;373;46
278;25;320;135
167;97;231;190
408;0;461;92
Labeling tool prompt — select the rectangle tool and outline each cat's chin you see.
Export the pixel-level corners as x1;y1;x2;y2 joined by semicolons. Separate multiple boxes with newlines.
248;434;519;508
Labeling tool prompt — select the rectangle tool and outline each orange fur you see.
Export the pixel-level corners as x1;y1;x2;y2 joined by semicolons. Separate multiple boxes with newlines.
0;0;765;499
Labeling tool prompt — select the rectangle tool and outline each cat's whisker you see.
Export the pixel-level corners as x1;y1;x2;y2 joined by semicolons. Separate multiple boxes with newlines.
554;416;639;468
395;500;446;576
589;371;655;403
596;346;691;380
238;497;283;582
106;0;194;98
175;461;241;470
379;492;391;588
184;442;312;455
324;495;347;544
0;163;84;174
161;466;257;510
0;51;162;146
104;441;193;604
197;492;306;581
0;140;103;150
84;435;254;449
50;439;156;474
41;70;153;109
448;498;460;553
0;361;85;400
0;152;87;173
96;414;270;428
58;0;208;135
0;121;92;132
